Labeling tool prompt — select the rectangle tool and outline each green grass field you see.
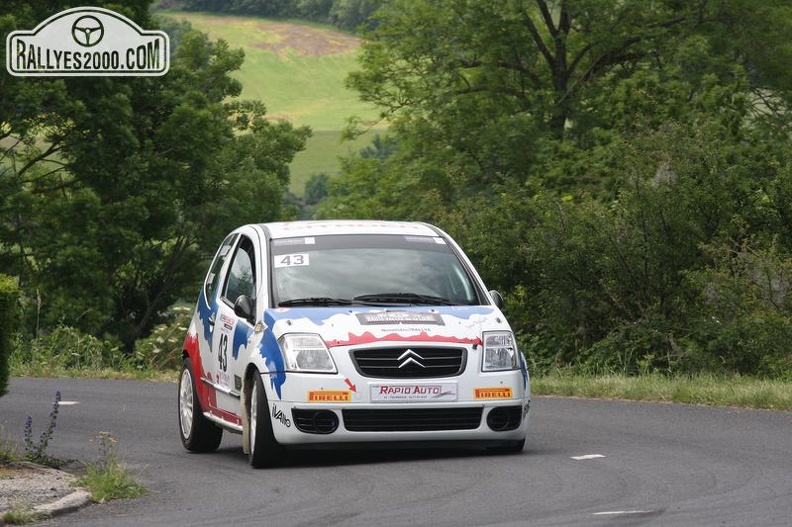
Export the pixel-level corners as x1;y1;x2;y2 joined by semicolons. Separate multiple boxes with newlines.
157;12;386;195
289;129;381;193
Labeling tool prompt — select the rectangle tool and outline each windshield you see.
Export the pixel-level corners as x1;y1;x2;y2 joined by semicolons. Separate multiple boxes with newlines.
270;234;482;307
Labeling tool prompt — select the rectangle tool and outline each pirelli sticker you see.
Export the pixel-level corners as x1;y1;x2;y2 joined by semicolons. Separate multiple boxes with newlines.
307;390;351;402
474;387;513;400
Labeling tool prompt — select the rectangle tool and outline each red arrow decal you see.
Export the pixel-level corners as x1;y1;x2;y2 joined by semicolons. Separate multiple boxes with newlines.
344;378;357;392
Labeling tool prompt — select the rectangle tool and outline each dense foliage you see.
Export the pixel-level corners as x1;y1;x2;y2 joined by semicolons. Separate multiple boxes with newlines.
0;275;19;396
317;0;792;378
0;1;309;350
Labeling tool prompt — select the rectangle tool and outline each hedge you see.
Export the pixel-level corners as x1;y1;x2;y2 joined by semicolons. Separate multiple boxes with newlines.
0;274;19;397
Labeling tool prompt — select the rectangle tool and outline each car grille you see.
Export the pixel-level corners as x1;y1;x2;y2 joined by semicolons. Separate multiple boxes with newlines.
342;407;482;432
351;347;466;378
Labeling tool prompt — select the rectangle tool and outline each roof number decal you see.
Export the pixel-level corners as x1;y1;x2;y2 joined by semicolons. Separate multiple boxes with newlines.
274;253;309;268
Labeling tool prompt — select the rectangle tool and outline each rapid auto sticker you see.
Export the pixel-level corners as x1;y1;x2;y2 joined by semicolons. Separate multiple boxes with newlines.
372;383;457;402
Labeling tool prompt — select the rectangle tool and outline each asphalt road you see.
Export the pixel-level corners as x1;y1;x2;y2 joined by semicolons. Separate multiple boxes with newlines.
0;377;789;526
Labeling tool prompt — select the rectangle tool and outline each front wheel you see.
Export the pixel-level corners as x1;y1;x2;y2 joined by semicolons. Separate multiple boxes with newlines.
178;357;223;452
248;373;284;468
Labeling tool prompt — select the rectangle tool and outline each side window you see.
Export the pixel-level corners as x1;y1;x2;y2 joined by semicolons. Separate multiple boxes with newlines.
223;236;256;304
204;234;238;301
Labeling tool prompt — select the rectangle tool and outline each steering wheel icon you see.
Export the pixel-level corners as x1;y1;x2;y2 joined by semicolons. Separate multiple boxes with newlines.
72;16;104;47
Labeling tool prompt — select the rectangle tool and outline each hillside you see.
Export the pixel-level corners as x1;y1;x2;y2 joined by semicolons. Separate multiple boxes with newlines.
158;12;384;195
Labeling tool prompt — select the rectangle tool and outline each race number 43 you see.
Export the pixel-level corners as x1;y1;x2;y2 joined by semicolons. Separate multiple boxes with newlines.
218;333;228;372
275;253;309;268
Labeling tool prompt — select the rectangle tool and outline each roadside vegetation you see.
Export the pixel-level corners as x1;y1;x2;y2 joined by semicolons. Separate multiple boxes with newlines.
533;373;791;411
74;432;148;503
4;311;791;411
1;396;146;524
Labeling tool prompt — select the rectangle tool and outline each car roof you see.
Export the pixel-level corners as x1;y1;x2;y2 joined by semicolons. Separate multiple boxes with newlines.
260;220;440;239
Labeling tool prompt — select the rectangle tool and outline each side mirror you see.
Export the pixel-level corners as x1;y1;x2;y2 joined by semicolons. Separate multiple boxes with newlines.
233;295;255;323
489;290;504;309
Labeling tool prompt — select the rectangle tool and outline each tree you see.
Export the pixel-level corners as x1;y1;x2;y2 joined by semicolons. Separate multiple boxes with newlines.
0;2;310;348
321;0;792;376
339;0;792;198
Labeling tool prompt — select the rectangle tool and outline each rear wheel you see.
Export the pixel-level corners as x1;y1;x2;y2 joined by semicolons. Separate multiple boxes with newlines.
178;358;223;452
248;373;284;468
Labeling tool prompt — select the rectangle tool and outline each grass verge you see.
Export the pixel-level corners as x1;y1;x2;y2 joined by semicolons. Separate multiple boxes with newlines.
532;372;792;411
10;364;790;411
9;364;177;383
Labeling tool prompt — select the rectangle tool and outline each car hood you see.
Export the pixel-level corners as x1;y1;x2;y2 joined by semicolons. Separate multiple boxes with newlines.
262;305;508;347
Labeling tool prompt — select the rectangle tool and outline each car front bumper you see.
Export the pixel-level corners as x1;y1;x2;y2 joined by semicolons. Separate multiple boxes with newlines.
263;370;530;446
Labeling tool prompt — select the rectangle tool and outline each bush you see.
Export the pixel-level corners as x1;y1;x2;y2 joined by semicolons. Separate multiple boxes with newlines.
8;305;191;376
463;122;792;380
0;274;20;397
131;305;192;371
11;326;127;374
685;241;792;378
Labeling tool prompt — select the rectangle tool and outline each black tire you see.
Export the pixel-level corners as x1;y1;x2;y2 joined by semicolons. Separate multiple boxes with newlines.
178;357;223;452
248;373;284;468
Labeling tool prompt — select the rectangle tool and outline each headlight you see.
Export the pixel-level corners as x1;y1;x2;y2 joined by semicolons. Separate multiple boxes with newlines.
482;331;518;372
278;334;337;373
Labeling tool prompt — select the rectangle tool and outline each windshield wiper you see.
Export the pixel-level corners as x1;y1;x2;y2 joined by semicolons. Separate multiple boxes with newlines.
352;292;455;306
278;297;353;307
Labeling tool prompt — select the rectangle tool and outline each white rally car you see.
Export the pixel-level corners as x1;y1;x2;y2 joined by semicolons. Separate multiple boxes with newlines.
178;220;530;467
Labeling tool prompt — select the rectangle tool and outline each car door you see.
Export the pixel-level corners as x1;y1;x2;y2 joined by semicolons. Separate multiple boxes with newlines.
197;231;237;380
210;233;258;421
